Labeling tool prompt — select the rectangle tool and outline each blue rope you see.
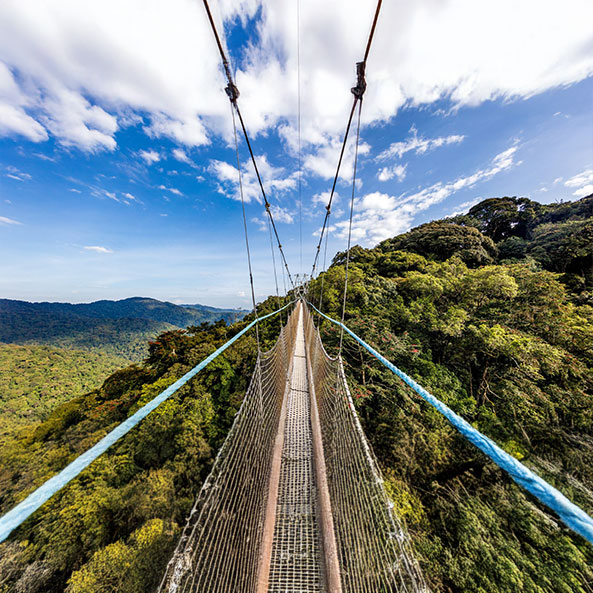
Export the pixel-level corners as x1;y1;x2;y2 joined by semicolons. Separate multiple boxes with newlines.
308;302;593;545
0;302;292;544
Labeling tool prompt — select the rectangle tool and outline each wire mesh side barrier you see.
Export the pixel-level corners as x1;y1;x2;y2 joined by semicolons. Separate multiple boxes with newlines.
302;305;428;593
159;306;300;593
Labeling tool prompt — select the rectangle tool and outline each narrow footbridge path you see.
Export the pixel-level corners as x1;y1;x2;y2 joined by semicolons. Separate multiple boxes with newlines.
266;312;325;591
159;302;427;593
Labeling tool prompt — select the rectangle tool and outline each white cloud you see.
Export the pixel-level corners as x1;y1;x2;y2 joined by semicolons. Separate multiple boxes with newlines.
269;204;294;224
209;154;297;203
84;245;112;253
304;135;370;180
234;0;593;151
172;148;192;164
447;196;484;217
565;168;593;197
312;190;337;208
139;149;160;164
122;192;143;204
33;152;56;161
0;215;22;225
4;166;31;181
378;128;465;160
378;164;407;182
0;62;48;142
331;145;519;246
158;184;183;196
1;0;589;154
89;187;119;202
40;88;117;152
68;188;81;193
573;185;593;198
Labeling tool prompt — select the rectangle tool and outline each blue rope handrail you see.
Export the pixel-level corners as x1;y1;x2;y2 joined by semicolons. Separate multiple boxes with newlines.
308;302;593;545
0;302;292;543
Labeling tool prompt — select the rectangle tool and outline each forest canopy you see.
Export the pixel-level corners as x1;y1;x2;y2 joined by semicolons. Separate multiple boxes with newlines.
1;195;592;593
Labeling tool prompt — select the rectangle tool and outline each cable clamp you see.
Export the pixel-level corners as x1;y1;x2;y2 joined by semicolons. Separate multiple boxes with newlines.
351;61;367;99
225;82;240;103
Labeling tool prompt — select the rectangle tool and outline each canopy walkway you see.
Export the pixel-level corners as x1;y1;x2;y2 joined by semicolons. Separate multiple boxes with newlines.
159;301;426;593
1;1;593;589
1;300;593;590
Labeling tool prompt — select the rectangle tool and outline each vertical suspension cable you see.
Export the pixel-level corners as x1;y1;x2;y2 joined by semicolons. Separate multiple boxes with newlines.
201;0;295;290
267;215;283;324
297;0;303;278
281;254;288;301
308;0;383;281
317;221;331;312
338;99;363;358
230;102;261;351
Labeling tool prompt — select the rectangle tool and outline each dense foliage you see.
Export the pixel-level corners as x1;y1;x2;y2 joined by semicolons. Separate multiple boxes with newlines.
0;305;285;593
0;344;127;443
1;196;592;592
311;194;593;592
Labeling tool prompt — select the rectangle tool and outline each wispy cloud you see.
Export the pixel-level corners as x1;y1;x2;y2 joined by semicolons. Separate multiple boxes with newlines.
91;188;119;201
33;152;57;162
304;135;370;181
158;184;183;196
4;166;31;182
139;149;160;165
84;245;113;253
122;192;143;204
378;164;407;182
0;1;592;152
0;215;22;225
331;145;520;246
209;154;297;203
447;197;484;217
172;148;192;165
378;127;465;160
565;167;593;198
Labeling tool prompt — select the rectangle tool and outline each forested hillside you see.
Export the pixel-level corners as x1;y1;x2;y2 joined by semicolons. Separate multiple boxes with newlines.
0;297;247;360
0;345;128;443
1;196;592;593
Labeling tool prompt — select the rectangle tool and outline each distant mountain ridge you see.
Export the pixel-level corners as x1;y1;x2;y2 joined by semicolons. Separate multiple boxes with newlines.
0;296;247;325
0;297;249;361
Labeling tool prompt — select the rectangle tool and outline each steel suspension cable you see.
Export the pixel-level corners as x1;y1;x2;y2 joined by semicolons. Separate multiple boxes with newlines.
297;0;303;277
267;215;283;322
310;98;357;280
317;219;331;312
338;98;363;357
309;0;383;281
230;102;261;350
201;0;295;290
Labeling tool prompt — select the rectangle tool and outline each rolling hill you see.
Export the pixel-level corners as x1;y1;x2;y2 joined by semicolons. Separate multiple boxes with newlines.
0;297;248;361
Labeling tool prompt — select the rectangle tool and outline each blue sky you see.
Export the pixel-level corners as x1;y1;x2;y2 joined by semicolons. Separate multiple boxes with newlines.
1;0;593;308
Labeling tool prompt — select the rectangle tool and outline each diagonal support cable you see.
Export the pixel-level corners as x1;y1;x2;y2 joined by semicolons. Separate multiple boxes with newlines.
202;0;295;289
310;0;383;283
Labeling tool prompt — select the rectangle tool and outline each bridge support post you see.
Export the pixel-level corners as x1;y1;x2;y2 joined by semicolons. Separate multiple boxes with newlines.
306;340;343;593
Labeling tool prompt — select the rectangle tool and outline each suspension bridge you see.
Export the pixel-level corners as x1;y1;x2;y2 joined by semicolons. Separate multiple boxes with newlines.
1;0;593;591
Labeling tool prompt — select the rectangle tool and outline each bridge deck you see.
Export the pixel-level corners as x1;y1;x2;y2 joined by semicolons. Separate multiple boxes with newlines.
267;311;325;592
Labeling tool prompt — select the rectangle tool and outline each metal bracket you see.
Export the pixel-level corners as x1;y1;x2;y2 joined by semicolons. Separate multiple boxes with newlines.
351;61;367;99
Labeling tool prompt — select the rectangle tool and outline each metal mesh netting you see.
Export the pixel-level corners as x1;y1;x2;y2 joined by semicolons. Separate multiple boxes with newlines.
302;305;428;593
158;306;300;593
159;302;427;593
